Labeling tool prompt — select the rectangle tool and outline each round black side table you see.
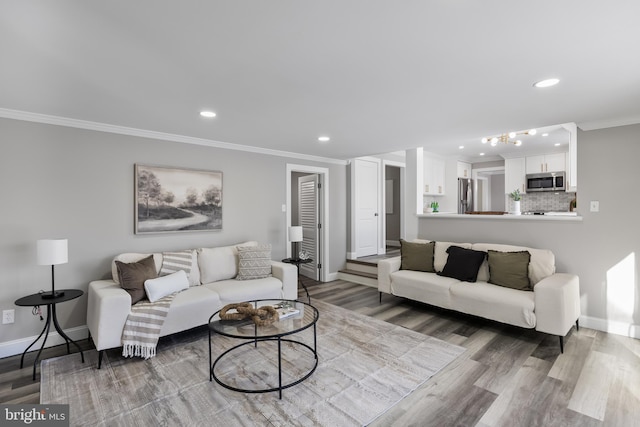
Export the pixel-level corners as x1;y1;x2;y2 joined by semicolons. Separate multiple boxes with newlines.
15;289;85;380
281;258;312;303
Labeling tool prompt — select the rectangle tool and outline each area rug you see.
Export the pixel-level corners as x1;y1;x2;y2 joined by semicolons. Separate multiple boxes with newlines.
41;300;464;426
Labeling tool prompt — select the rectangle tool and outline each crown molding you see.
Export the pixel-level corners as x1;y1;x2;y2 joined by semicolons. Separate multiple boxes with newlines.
0;108;348;166
578;116;640;131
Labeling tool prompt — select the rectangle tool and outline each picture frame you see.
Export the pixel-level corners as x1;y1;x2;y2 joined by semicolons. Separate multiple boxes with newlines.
134;164;223;234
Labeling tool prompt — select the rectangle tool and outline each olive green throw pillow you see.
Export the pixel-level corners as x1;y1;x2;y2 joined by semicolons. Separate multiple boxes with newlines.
400;239;435;272
487;250;532;291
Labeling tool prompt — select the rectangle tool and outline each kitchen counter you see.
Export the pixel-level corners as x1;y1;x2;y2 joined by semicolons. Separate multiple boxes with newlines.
419;212;583;222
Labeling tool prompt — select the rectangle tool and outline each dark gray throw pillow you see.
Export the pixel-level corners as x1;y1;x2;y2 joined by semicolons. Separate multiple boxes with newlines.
437;246;486;282
400;239;435;272
115;255;158;304
488;250;532;290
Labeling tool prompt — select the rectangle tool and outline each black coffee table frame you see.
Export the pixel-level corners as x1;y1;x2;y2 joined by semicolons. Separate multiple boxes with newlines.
208;299;319;399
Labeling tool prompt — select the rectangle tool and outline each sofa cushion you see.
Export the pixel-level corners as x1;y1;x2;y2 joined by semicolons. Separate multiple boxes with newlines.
488;250;532;291
450;281;536;329
438;246;486;282
236;244;272;280
204;276;283;304
198;241;258;283
434;241;472;272
198;246;238;283
471;243;555;285
400;239;435;272
144;270;189;302
390;270;457;310
115;255;158;304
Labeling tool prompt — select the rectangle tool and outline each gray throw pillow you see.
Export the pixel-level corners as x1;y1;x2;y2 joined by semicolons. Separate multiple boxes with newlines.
115;255;158;304
488;250;531;290
400;239;435;272
236;244;272;280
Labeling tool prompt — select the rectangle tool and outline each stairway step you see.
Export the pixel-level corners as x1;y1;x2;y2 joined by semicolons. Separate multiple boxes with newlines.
338;269;377;279
347;259;378;267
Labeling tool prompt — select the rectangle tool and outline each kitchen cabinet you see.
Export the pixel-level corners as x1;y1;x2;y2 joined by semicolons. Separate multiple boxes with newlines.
423;154;446;195
526;153;566;174
457;161;472;178
505;157;526;194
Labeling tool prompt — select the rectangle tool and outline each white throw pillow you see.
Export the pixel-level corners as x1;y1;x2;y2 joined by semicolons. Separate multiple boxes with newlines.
144;270;189;302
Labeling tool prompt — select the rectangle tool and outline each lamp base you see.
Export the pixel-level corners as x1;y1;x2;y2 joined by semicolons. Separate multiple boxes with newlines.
41;290;65;299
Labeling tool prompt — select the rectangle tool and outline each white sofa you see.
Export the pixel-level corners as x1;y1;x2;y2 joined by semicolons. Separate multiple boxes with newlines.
87;242;297;367
378;241;580;352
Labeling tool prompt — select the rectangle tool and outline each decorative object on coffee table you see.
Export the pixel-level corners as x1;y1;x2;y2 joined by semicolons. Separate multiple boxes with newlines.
219;302;278;326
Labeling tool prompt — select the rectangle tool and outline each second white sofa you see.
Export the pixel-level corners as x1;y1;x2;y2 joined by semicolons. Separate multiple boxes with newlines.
378;240;580;352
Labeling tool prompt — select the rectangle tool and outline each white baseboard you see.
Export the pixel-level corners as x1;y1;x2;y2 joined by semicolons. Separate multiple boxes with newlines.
0;325;89;359
325;272;339;282
346;252;357;260
579;315;640;339
386;240;400;247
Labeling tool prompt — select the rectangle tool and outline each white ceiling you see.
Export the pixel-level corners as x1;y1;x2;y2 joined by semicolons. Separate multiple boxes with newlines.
2;1;640;161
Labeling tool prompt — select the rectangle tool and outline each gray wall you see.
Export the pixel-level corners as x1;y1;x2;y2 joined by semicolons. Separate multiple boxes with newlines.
0;118;347;347
418;123;640;332
490;173;505;211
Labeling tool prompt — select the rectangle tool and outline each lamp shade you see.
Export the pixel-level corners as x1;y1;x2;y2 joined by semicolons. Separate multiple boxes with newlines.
289;226;303;243
37;239;68;265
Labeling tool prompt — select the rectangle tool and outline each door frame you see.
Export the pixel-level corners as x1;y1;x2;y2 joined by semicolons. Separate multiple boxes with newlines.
286;164;330;282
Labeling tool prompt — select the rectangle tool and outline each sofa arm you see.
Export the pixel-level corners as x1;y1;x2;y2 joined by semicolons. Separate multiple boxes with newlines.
87;280;132;351
270;261;298;300
534;273;580;337
378;256;402;294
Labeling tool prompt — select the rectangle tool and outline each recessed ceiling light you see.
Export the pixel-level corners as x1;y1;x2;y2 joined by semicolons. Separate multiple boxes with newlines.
459;145;464;150
200;111;216;118
318;136;330;143
479;152;485;156
542;133;549;137
533;78;560;88
554;143;561;146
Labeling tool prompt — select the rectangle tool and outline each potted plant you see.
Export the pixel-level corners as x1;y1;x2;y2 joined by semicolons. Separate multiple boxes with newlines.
509;189;521;215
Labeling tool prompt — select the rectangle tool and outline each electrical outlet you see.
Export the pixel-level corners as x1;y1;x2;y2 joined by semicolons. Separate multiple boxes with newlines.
590;201;600;212
3;309;15;324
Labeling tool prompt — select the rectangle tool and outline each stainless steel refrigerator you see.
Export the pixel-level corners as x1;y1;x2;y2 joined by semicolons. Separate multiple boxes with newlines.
458;178;473;214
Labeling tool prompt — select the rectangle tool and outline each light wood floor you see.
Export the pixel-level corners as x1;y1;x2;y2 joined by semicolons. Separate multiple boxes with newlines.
2;279;639;426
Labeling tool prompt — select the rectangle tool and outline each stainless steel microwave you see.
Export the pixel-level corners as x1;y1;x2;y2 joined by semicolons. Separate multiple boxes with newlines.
526;172;566;192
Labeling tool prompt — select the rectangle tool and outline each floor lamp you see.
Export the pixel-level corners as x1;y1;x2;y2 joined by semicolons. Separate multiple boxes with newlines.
37;239;67;299
289;226;303;260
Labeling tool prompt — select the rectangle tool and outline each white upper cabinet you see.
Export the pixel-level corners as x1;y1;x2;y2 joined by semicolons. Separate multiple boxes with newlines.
526;152;566;174
457;161;472;178
423;153;446;195
505;157;526;194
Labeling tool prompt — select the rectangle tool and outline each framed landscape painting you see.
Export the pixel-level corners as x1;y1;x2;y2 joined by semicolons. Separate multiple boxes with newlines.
135;164;222;234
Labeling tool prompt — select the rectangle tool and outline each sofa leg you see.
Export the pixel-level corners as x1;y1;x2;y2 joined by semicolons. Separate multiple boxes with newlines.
576;319;580;331
559;336;564;354
98;350;104;369
379;292;382;304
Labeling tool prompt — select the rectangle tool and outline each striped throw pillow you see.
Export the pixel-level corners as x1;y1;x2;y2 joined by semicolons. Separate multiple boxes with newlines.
160;250;199;286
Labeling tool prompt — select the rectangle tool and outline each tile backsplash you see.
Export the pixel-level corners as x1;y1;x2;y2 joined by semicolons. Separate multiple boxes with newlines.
506;192;577;212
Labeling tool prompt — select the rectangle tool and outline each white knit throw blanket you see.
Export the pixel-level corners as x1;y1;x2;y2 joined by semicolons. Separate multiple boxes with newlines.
121;292;178;360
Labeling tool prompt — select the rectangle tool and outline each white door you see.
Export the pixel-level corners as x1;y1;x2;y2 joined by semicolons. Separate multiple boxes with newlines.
355;159;379;257
298;174;320;280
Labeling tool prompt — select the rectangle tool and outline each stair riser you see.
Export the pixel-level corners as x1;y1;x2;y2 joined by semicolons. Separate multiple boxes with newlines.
337;272;377;288
345;262;377;275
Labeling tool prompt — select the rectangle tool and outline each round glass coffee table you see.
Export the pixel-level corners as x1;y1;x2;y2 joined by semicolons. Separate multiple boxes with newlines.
208;299;319;399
